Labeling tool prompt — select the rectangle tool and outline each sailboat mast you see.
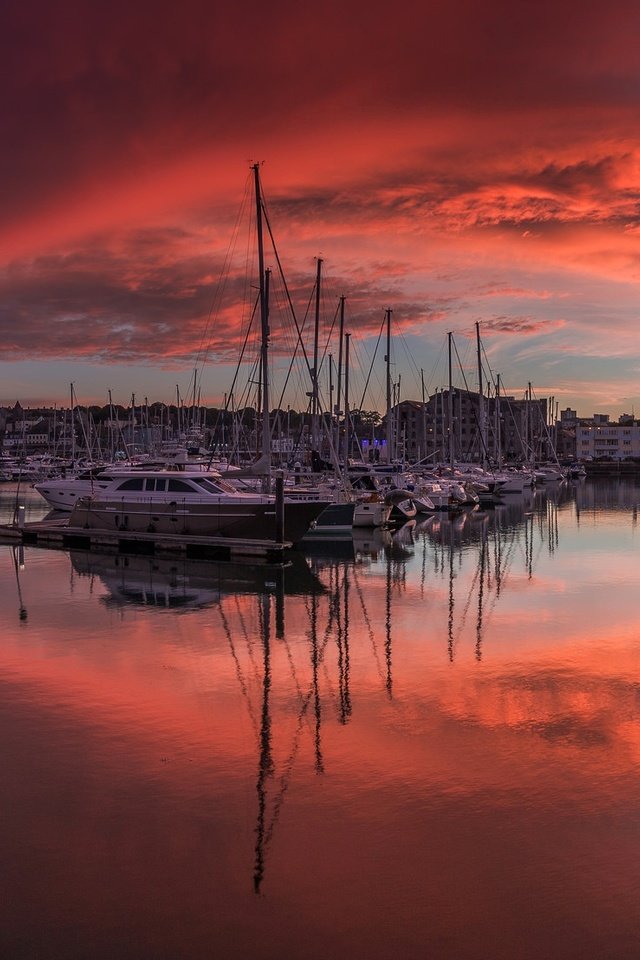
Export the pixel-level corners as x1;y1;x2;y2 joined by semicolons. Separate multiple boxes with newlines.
70;383;76;464
311;257;323;451
252;164;271;474
496;373;502;466
385;308;394;462
343;332;351;467
421;368;427;461
261;268;272;470
476;321;486;467
526;381;532;462
447;333;454;469
335;295;345;456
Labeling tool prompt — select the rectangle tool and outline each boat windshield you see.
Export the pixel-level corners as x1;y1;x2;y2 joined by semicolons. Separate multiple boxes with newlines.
193;476;238;495
350;474;377;491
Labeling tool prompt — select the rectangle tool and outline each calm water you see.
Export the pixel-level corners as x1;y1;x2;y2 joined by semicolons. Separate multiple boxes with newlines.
1;480;640;959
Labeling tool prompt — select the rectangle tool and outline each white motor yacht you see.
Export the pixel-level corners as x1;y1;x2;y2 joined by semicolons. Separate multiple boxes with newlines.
58;467;329;544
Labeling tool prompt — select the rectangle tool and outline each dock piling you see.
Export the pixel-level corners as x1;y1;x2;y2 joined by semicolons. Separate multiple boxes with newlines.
275;471;284;543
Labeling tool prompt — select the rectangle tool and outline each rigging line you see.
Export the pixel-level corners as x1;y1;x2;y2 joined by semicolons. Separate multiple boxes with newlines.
231;593;261;675
357;312;386;412
278;630;307;702
317;297;341;373
483;532;520;624
280;584;331;712
238;328;262;407
479;336;498;393
451;548;483;650
262;630;331;850
195;171;254;372
423;336;448;395
214;290;260;430
318;566;341;707
353;333;387;394
260;196;315;382
395;325;429;392
320;659;340;715
263;696;312;846
217;602;261;746
267;279;316;418
451;336;475;395
321;569;344;717
349;338;384;409
263;613;336;847
271;286;309;428
493;521;516;596
301;588;338;647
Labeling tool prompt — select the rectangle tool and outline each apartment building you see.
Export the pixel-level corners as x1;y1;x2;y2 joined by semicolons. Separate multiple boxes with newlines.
576;414;640;460
389;390;552;463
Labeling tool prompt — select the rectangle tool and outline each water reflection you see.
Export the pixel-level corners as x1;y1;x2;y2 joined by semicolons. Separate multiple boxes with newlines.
11;544;28;621
69;549;324;610
3;479;640;959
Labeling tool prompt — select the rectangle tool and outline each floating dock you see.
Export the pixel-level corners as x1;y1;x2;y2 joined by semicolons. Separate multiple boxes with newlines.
0;517;292;563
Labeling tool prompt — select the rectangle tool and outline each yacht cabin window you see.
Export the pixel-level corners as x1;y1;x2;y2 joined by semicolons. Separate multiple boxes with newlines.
167;478;196;492
116;478;144;491
144;478;168;492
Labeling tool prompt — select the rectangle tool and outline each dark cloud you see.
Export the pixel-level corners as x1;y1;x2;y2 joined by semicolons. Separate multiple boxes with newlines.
2;0;639;229
529;157;626;195
483;316;565;335
0;221;439;366
0;234;240;363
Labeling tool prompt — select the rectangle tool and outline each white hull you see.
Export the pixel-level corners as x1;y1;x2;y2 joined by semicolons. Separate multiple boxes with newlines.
353;500;392;527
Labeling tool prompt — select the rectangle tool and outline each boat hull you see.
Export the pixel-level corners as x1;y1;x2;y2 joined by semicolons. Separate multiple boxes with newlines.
306;502;357;535
68;496;329;544
353;500;392;528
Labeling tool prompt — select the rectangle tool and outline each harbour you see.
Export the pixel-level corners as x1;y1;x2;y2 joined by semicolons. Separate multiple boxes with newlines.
2;477;640;959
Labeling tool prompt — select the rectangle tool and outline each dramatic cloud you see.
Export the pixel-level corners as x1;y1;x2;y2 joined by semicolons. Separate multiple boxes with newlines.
1;0;640;410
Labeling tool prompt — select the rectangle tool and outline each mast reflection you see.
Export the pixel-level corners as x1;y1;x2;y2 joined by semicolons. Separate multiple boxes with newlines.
417;488;563;659
254;592;273;894
55;485;570;894
12;545;27;622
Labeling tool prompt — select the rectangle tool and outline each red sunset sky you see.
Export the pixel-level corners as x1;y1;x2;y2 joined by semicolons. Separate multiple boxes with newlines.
1;0;639;415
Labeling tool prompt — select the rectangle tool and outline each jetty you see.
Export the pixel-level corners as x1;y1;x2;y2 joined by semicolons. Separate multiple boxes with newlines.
583;460;640;477
0;515;291;563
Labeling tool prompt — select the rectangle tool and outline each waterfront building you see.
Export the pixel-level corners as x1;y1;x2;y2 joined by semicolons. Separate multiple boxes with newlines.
576;413;640;461
388;390;553;464
554;408;579;461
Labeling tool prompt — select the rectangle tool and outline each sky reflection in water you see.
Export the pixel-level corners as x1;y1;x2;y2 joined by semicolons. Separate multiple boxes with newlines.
1;480;640;959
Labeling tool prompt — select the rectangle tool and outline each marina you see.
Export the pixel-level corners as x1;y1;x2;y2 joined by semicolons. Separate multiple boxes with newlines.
2;477;640;959
3;4;640;958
